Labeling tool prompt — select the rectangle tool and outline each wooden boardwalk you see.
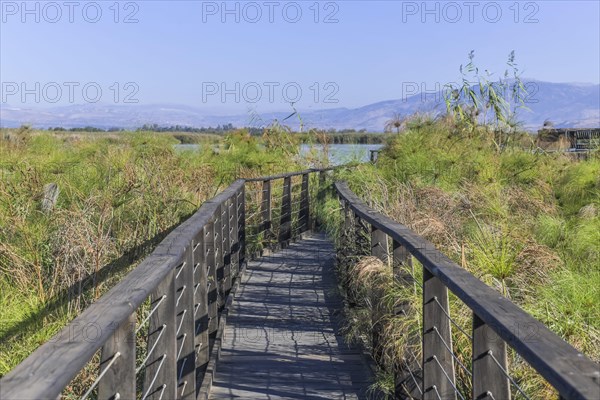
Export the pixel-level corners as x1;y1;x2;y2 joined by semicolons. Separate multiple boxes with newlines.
209;233;375;399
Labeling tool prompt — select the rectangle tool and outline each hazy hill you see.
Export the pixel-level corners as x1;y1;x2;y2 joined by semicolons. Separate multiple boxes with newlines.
1;81;598;131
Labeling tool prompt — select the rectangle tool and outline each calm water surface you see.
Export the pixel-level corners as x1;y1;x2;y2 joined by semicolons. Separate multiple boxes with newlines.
174;143;383;165
299;144;383;165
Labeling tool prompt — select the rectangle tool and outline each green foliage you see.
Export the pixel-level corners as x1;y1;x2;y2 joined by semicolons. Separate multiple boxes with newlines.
296;131;389;144
499;150;540;184
565;217;600;267
554;159;600;215
469;224;520;295
443;50;529;148
535;214;566;248
530;268;600;356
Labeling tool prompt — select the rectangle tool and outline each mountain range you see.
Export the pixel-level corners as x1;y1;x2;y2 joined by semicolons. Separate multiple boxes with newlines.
1;80;598;132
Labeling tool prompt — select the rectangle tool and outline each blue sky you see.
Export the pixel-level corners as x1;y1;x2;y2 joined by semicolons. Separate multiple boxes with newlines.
1;0;599;113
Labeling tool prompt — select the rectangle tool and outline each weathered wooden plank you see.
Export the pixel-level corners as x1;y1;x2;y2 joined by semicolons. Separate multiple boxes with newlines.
335;181;600;400
208;234;374;400
472;313;510;400
98;312;136;400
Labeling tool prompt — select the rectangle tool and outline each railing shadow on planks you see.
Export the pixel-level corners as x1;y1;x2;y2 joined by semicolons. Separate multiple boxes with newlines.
0;167;598;400
334;181;599;400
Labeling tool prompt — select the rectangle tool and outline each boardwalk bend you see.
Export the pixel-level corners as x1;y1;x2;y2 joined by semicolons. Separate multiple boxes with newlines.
0;167;598;399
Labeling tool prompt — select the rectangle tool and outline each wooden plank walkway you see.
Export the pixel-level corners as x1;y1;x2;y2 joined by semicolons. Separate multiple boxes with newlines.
209;233;375;399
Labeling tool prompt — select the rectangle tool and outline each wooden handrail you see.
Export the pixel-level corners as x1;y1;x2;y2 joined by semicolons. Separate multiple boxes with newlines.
244;165;347;182
334;181;600;400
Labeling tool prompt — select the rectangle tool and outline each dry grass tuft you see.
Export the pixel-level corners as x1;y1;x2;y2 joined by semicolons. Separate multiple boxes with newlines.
50;199;118;309
503;184;557;217
512;240;562;294
578;203;599;219
347;256;390;304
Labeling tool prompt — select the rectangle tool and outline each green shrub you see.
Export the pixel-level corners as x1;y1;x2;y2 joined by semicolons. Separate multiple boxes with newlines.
535;214;566;248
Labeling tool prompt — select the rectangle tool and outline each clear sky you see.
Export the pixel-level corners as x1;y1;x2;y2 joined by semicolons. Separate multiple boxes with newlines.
1;0;599;113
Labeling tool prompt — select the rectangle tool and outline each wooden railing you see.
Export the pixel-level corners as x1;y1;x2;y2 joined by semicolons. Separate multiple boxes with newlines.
334;181;600;400
244;167;335;254
0;167;335;400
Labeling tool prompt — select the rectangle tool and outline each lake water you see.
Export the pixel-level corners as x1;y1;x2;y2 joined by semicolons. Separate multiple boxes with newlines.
173;144;208;152
299;144;384;165
174;143;384;165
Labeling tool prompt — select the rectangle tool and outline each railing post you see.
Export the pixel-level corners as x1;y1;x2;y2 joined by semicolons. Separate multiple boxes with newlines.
144;269;177;400
98;312;136;400
215;207;224;310
231;193;240;281
370;149;379;163
313;171;327;229
423;267;456;400
371;226;388;366
261;180;272;248
392;241;412;283
340;201;358;307
299;173;310;234
343;201;353;236
195;228;210;379
176;244;197;399
318;170;326;201
472;314;510;400
222;200;232;296
342;200;354;275
354;214;370;256
316;170;327;230
205;220;218;342
239;186;246;270
392;240;419;399
371;226;387;262
279;176;292;246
